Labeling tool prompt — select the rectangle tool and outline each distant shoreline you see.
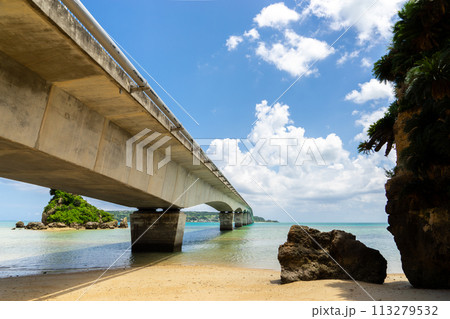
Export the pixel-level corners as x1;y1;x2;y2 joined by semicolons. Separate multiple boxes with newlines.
186;220;279;223
1;220;390;225
107;210;279;223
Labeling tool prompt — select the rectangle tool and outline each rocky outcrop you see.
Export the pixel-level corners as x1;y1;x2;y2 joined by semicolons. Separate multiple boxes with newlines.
25;222;48;230
41;207;56;224
119;217;128;228
278;225;387;284
47;222;67;228
384;111;450;288
385;173;450;288
69;222;82;229
15;221;25;228
85;222;99;229
99;220;118;229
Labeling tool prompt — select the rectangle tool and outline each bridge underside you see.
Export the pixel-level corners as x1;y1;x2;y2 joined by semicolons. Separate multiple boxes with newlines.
0;0;253;251
0;137;172;209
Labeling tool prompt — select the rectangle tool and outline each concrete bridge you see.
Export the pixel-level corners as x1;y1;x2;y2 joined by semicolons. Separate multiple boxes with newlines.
0;0;253;252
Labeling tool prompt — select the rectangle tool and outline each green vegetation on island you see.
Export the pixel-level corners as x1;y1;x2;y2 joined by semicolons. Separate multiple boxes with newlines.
42;189;115;225
253;216;279;223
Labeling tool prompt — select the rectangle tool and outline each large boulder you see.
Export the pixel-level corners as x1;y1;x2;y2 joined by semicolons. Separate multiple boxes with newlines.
85;222;99;229
119;217;128;228
25;222;48;230
15;221;25;228
278;225;387;284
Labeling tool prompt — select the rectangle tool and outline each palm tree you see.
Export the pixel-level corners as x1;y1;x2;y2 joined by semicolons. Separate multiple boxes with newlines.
361;0;450;173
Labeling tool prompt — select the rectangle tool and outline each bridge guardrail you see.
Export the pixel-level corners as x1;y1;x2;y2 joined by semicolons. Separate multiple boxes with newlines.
56;0;249;206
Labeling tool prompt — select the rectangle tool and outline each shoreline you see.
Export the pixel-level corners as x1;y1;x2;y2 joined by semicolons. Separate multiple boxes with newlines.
0;264;449;301
12;227;123;232
10;220;280;231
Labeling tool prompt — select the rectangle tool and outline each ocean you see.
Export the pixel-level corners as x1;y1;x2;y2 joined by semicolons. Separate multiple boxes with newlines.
0;221;403;278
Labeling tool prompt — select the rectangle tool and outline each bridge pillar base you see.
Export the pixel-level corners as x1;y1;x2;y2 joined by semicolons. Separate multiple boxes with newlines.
219;211;233;231
130;209;186;252
234;212;243;228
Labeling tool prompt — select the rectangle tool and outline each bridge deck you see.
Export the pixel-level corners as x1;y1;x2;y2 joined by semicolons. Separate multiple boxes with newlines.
0;0;250;212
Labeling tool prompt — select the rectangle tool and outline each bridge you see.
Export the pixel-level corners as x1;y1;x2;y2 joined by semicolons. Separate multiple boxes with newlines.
0;0;253;252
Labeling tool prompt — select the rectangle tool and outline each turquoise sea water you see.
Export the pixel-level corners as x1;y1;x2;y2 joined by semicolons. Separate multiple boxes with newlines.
0;221;402;278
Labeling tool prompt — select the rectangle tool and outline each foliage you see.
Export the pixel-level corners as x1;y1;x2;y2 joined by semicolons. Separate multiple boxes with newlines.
253;216;266;222
44;190;114;225
384;168;396;178
360;0;450;178
108;210;131;221
358;102;398;156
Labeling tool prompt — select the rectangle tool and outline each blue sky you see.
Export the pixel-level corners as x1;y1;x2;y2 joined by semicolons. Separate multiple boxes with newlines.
0;0;407;222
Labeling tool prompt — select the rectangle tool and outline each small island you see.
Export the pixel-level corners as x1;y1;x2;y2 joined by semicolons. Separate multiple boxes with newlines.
15;190;128;230
15;190;276;230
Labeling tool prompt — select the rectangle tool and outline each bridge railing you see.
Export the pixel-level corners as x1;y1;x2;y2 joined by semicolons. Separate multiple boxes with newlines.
56;0;248;205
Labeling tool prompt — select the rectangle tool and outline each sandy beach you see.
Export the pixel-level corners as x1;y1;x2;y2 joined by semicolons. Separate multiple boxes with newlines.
1;264;449;301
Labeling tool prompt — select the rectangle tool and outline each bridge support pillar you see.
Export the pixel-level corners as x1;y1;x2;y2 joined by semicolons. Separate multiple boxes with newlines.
219;211;233;231
130;209;186;252
234;212;243;228
242;212;248;226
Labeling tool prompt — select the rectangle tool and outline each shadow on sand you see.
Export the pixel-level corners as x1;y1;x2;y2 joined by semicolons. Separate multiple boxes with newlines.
324;279;450;301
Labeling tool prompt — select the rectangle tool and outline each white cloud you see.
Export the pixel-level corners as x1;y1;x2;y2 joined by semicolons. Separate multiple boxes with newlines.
353;107;387;142
226;35;243;51
256;29;334;77
0;178;48;194
254;2;300;29
225;29;259;53
304;0;406;43
361;57;372;68
337;50;359;65
206;101;395;222
345;79;395;104
243;28;260;41
183;204;218;212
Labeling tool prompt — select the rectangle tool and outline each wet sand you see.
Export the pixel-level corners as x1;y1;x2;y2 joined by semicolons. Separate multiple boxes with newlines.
0;264;449;301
